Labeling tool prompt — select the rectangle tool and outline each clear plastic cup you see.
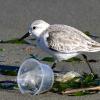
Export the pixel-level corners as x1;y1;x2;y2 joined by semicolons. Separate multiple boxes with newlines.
17;58;54;95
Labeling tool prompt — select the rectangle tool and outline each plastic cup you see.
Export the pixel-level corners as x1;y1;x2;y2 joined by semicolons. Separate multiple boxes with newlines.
17;58;54;95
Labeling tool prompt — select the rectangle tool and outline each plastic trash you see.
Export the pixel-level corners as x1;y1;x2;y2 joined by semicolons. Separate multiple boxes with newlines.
17;58;54;95
55;71;81;82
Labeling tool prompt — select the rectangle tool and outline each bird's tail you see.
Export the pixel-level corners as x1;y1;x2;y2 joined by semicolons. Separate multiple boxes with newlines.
88;41;100;52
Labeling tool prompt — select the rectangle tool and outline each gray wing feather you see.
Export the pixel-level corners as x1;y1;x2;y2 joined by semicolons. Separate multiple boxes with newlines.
45;24;97;53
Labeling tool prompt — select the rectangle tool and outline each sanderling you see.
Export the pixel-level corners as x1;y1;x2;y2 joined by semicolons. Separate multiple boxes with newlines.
19;20;100;74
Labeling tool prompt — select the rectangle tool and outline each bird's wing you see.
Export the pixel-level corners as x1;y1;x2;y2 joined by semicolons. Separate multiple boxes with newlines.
44;24;98;53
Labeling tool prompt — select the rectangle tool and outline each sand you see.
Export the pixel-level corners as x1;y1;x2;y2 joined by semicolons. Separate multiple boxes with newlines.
0;0;100;99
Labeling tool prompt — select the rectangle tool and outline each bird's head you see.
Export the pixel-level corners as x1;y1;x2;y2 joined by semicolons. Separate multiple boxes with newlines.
29;20;50;37
19;20;50;40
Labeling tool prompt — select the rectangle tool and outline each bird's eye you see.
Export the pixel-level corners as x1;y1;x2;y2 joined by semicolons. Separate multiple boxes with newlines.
33;26;36;29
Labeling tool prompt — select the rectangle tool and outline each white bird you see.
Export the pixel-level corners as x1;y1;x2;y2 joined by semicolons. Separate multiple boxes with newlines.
19;20;100;73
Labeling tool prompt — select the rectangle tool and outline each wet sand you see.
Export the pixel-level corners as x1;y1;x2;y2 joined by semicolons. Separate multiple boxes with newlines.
0;0;100;99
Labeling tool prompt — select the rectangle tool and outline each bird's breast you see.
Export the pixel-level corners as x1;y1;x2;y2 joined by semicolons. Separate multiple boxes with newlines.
36;37;51;53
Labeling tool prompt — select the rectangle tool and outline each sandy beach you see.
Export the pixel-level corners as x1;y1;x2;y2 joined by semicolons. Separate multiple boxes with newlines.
0;0;100;99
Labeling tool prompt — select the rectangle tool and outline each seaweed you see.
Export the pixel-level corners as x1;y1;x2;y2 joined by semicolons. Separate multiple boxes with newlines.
42;57;55;62
41;57;82;62
52;73;100;96
0;38;29;44
84;31;100;39
0;48;5;52
0;69;17;76
65;57;82;62
0;81;18;90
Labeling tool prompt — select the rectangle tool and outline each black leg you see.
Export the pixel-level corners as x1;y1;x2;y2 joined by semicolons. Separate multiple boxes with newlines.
52;62;57;69
52;61;61;73
82;54;94;74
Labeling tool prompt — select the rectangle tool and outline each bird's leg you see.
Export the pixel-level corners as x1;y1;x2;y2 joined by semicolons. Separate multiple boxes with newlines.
52;60;61;73
82;54;94;74
52;62;57;69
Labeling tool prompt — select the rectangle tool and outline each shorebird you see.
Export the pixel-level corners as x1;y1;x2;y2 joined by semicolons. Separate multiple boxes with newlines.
19;20;100;74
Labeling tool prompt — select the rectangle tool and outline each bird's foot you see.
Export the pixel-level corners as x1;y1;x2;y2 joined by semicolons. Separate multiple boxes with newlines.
52;62;56;69
53;70;62;73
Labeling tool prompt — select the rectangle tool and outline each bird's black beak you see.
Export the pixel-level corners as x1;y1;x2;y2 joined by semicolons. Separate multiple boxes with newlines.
19;32;31;41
